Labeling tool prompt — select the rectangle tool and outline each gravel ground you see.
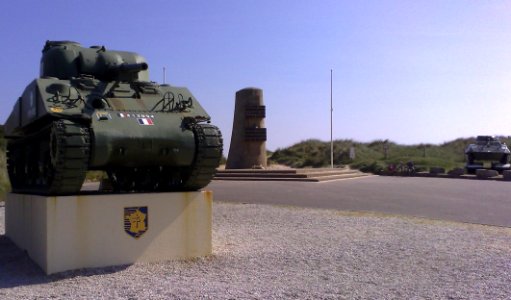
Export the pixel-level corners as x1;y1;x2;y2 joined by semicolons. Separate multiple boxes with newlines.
1;201;511;299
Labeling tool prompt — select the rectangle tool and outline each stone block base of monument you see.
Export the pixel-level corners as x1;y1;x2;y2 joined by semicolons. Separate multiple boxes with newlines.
476;169;499;179
5;191;212;275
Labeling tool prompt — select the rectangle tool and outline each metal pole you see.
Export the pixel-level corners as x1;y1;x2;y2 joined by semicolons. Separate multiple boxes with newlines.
330;69;333;169
163;67;166;84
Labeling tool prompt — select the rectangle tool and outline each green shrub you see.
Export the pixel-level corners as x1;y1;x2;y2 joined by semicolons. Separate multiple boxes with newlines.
352;160;385;174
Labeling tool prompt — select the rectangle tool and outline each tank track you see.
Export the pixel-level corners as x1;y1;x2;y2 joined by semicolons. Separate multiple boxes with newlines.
107;123;222;192
7;119;90;195
181;123;223;190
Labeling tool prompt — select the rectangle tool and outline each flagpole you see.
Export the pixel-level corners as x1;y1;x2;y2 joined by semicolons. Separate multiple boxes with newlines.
330;69;333;169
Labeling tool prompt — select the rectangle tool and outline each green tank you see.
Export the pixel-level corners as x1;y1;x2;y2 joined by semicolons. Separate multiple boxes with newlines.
4;41;223;195
465;135;510;174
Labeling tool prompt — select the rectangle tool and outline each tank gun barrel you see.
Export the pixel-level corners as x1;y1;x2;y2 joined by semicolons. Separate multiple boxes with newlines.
114;62;148;74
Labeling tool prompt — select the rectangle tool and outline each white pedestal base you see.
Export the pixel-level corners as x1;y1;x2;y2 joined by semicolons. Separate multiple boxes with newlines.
5;191;212;275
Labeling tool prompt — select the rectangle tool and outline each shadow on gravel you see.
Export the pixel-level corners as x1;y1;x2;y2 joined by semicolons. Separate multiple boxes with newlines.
0;235;129;288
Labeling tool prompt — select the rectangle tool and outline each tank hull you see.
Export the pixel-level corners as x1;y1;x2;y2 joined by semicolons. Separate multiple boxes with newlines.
89;112;196;168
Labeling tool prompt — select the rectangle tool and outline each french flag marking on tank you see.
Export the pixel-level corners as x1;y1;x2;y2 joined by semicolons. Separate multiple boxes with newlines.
138;118;154;125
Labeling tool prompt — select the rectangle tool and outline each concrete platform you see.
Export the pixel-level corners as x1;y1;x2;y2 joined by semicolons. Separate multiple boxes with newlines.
5;191;212;275
384;171;507;181
214;168;370;182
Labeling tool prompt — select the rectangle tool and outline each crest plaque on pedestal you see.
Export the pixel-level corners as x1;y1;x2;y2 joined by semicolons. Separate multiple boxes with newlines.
124;207;148;239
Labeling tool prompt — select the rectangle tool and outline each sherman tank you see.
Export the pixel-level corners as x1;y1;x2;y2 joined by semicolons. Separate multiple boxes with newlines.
465;136;510;174
4;41;223;195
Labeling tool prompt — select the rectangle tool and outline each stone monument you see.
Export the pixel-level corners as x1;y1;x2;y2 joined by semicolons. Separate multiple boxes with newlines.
226;88;267;169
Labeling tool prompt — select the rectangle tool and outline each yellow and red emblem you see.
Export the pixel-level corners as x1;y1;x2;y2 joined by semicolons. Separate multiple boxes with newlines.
124;207;148;239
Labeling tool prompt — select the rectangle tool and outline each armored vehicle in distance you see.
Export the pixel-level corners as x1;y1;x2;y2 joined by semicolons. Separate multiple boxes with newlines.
465;136;510;174
4;41;223;195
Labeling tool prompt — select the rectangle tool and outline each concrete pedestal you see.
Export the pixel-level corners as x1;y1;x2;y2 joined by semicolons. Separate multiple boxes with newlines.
5;191;212;275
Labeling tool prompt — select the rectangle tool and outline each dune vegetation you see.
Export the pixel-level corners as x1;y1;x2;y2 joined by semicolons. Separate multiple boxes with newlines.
269;137;511;173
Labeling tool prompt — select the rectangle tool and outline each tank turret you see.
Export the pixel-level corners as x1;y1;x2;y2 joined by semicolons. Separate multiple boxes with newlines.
40;40;150;82
4;41;223;195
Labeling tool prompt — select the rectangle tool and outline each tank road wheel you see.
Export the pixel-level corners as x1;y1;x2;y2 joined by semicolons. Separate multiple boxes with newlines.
181;123;223;191
156;167;186;191
43;120;90;195
6;143;24;192
132;167;158;191
108;167;178;192
107;167;160;192
107;168;135;192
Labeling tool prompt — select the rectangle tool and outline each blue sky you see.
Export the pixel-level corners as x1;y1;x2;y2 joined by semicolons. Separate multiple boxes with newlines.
1;1;511;154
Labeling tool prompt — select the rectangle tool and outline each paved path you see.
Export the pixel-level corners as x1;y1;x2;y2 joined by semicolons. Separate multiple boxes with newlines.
207;176;511;227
